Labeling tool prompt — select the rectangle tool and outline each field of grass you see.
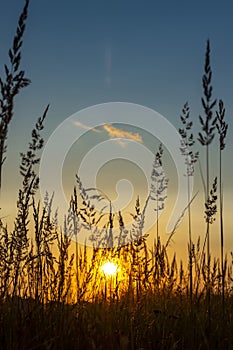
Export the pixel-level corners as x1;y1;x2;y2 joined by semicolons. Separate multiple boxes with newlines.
0;231;233;349
0;1;232;349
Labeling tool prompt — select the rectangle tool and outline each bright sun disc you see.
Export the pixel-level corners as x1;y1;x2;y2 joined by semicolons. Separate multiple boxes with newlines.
101;262;117;276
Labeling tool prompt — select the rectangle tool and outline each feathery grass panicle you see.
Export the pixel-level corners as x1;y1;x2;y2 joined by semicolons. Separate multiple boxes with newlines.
205;177;218;225
198;40;217;148
150;144;168;242
0;0;30;189
216;100;228;151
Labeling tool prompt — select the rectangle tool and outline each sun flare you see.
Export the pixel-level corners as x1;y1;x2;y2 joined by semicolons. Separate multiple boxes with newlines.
101;262;118;276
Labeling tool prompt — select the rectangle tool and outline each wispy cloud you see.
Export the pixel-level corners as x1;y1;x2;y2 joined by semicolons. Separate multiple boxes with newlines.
73;121;143;147
73;121;102;133
103;124;143;143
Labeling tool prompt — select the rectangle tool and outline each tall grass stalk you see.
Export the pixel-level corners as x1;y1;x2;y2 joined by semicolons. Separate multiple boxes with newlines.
179;102;199;307
198;39;217;316
11;105;49;296
216;99;228;313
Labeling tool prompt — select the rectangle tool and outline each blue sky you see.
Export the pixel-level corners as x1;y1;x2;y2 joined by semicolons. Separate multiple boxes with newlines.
0;0;232;252
1;0;233;128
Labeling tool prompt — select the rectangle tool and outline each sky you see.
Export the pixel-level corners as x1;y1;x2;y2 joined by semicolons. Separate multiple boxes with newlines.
0;0;232;257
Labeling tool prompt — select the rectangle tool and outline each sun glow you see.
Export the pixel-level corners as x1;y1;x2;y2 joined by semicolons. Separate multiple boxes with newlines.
101;262;118;276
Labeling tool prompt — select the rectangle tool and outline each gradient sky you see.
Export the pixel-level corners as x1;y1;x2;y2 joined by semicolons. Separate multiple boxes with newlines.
0;0;232;256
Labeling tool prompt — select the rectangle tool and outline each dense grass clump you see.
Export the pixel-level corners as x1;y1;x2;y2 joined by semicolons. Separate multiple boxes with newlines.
0;287;233;349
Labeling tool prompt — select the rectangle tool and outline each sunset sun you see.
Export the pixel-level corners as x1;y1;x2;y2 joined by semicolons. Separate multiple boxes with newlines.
101;262;118;276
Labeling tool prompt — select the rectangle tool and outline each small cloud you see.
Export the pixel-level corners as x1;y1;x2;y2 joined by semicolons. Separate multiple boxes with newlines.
103;124;143;143
73;121;102;133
